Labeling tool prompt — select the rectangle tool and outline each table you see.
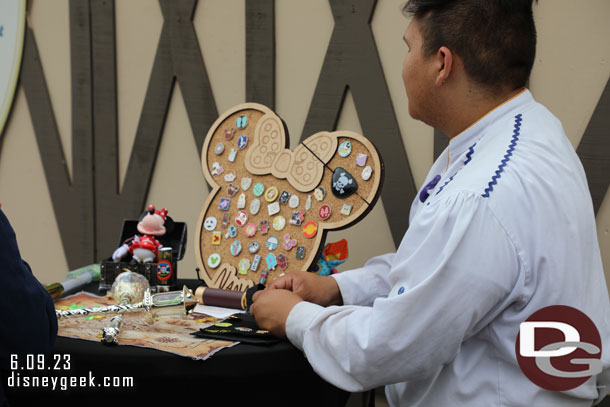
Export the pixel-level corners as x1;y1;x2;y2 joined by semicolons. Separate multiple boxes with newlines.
4;279;350;406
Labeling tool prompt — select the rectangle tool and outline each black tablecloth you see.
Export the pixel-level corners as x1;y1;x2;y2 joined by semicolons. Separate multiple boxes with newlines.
4;280;349;406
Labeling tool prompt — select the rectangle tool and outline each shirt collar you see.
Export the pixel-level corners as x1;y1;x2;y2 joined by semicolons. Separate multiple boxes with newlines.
447;89;533;165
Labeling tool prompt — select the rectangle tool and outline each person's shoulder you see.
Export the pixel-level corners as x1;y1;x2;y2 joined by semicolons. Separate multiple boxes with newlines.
429;107;571;209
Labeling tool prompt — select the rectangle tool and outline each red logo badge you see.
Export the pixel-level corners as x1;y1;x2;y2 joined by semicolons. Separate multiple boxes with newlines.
515;305;602;391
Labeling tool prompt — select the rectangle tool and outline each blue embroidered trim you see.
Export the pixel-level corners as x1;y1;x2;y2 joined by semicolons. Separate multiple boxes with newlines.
435;172;457;196
464;142;477;165
481;114;522;198
434;142;477;197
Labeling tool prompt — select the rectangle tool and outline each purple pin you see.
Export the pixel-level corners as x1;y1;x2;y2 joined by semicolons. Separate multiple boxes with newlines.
419;175;441;203
219;198;231;210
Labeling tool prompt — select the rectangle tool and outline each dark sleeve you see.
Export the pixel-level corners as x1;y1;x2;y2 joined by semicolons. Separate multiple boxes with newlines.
0;210;57;364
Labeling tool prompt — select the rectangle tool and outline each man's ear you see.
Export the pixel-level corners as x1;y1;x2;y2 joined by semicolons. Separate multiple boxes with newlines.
436;46;453;86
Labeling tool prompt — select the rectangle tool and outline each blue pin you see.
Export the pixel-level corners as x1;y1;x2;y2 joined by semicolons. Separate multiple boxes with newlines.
238;134;248;150
236;115;248;129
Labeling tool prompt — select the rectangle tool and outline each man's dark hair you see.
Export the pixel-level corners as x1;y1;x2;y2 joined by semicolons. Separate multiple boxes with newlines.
403;0;537;93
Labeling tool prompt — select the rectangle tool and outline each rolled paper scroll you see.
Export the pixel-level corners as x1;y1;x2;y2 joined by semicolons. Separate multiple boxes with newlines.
45;268;97;299
194;287;246;310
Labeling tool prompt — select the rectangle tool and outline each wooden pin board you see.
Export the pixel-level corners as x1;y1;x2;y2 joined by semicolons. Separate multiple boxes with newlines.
195;103;384;291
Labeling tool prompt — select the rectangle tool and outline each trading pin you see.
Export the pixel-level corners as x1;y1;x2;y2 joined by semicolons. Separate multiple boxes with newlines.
237;193;247;209
250;198;261;215
265;236;279;251
251;255;261;271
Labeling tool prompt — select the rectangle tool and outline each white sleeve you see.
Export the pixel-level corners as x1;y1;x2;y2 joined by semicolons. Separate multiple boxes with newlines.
286;191;522;392
331;253;395;306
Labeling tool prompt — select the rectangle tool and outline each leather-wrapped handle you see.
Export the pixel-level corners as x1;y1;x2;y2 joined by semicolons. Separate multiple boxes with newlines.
195;287;246;310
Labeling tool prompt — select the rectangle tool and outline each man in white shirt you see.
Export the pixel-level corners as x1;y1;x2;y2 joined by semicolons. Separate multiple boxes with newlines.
250;0;610;405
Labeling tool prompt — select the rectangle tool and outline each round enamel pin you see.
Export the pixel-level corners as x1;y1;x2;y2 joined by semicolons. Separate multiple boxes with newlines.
203;216;217;231
288;194;300;208
248;241;260;254
207;253;221;269
266;236;279;251
250;198;261;215
214;142;225;155
319;205;331;220
245;223;257;237
273;216;286;231
303;221;318;238
253;182;265;197
265;186;279;202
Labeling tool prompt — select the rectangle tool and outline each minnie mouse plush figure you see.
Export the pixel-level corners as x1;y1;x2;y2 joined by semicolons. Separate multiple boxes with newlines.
112;205;169;263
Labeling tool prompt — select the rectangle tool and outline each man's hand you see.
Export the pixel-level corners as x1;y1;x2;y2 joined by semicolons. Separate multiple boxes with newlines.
267;271;343;306
250;289;302;338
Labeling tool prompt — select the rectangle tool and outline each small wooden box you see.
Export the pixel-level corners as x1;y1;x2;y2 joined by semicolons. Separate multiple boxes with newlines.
99;219;187;292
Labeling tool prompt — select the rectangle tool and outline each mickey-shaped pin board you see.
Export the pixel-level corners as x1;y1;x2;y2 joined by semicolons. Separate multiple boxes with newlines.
196;103;383;291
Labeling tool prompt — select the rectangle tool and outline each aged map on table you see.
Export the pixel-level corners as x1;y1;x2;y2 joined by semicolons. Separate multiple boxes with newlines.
55;292;237;360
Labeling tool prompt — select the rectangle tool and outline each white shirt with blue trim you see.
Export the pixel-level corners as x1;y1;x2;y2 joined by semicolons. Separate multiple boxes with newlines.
286;90;610;407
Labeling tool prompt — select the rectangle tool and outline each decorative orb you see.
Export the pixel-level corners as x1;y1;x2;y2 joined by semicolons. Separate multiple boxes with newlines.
111;271;150;303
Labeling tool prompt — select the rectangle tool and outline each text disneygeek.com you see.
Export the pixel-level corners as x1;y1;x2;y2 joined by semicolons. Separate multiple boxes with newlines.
7;371;134;391
6;354;134;391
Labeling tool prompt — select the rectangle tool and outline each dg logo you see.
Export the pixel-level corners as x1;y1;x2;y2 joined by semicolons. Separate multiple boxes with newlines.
515;305;602;391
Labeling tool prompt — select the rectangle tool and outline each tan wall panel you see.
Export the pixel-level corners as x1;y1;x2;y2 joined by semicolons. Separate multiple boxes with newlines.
275;0;333;147
115;0;162;190
28;0;71;179
530;0;610;290
145;86;207;280
531;0;610;147
0;89;68;285
194;0;245;113
0;0;71;285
